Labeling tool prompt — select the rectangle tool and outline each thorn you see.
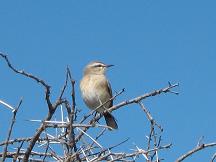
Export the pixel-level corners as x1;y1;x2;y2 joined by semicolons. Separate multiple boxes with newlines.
168;90;179;95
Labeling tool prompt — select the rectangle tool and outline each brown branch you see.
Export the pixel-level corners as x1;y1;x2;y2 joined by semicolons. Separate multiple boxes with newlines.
89;143;172;162
0;137;50;146
138;102;163;161
2;98;23;161
42;132;50;161
89;128;106;148
110;82;179;112
23;112;53;161
67;129;108;161
66;67;79;159
0;151;54;159
13;141;24;162
23;99;65;162
47;146;64;161
67;67;76;113
0;53;53;112
0;54;49;88
176;142;216;162
23;99;65;161
58;68;69;99
22;99;66;161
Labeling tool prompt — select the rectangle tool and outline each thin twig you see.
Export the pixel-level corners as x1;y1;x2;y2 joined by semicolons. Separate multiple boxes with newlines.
0;53;53;111
176;142;216;162
2;98;23;161
13;141;24;162
42;131;50;161
0;151;53;159
58;68;69;99
67;67;79;157
110;83;179;112
0;137;49;146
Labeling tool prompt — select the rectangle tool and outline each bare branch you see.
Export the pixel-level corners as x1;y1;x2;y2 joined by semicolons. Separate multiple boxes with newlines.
66;67;80;160
0;137;49;146
58;68;69;99
110;82;179;112
176;142;216;162
13;141;24;162
0;53;53;111
2;98;23;161
0;53;49;88
0;151;54;160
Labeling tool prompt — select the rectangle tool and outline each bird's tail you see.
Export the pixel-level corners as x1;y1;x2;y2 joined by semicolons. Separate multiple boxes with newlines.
104;112;118;130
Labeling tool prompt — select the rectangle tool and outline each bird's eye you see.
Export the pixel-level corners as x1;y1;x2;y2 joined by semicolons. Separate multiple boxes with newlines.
94;64;103;68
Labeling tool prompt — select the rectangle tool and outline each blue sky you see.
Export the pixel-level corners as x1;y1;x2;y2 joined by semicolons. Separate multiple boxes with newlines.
0;0;216;161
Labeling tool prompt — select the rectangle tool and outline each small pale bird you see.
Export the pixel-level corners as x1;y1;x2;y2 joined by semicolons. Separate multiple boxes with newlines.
80;61;118;129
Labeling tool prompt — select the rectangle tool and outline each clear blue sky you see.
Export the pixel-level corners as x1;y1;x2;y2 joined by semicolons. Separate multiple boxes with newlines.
0;0;216;161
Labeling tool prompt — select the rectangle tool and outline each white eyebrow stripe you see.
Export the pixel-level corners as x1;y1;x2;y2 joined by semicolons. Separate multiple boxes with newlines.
91;62;105;67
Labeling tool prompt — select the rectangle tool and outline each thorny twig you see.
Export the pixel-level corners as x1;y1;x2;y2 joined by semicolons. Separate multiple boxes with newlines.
12;140;24;162
110;82;179;112
176;142;216;162
66;67;80;161
138;102;163;161
2;98;23;161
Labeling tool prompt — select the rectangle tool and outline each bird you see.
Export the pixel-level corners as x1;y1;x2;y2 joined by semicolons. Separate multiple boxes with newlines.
80;61;118;130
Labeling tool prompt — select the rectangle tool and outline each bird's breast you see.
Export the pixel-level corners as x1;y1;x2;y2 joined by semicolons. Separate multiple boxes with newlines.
80;75;111;112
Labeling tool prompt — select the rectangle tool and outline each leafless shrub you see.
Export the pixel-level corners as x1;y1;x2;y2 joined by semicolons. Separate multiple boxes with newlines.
0;53;215;162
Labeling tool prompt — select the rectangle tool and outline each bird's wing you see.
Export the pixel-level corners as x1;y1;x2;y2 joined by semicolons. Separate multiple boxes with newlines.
106;80;113;107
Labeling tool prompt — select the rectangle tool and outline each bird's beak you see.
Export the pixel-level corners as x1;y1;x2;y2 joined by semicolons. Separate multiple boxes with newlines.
106;64;114;68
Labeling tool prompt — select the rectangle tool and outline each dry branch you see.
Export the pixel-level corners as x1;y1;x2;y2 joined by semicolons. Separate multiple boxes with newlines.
176;142;216;162
2;99;23;161
110;82;179;112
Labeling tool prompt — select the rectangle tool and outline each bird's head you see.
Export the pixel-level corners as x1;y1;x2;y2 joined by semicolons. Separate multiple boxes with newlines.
84;61;114;75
